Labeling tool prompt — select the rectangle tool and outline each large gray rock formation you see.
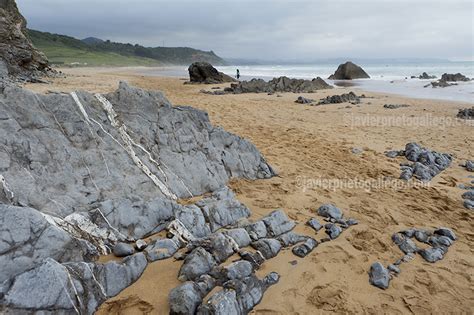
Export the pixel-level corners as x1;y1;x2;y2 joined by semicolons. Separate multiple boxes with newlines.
221;76;332;94
1;253;147;314
0;80;276;313
328;61;370;80
0;0;51;81
0;204;97;283
188;62;236;84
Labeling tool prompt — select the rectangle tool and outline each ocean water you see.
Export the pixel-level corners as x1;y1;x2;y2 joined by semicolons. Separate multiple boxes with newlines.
137;61;474;103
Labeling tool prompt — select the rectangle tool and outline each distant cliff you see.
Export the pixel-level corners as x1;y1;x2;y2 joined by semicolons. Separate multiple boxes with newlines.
28;29;227;67
0;0;51;80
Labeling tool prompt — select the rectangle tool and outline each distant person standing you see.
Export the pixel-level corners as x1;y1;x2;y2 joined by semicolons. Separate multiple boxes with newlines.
236;69;240;80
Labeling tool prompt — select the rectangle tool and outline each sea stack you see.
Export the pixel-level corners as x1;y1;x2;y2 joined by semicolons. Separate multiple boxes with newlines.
0;0;51;80
188;62;236;84
328;61;370;80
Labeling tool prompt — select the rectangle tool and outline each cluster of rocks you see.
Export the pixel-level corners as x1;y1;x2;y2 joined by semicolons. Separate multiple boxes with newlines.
316;91;363;105
299;204;358;257
369;227;457;289
167;209;302;314
328;61;370;80
425;73;471;88
0;80;278;313
187;62;236;84
166;203;360;313
170;266;279;315
411;72;436;80
457;107;474;120
0;0;53;82
385;143;452;182
202;76;333;95
383;104;410;109
239;76;331;94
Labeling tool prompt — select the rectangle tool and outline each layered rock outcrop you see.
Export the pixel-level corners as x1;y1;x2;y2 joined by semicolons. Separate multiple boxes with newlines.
0;81;276;313
0;0;51;81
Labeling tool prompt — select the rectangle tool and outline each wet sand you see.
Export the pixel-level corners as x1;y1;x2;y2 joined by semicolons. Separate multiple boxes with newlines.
26;67;474;314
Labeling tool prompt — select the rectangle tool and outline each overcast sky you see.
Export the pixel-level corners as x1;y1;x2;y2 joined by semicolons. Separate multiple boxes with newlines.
17;0;474;61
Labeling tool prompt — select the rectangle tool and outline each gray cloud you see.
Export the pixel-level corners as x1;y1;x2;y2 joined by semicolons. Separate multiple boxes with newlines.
17;0;474;60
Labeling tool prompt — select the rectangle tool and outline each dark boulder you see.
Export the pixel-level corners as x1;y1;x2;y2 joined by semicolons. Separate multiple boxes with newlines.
277;231;308;247
369;262;390;289
292;238;318;258
169;275;216;315
112;242;135;257
392;233;418;254
251;238;281;259
325;223;342;240
328;61;370;80
178;247;217;281
418;247;444;263
188;62;236;84
440;73;470;82
145;238;180;261
261;209;296;237
457;108;474;120
433;227;456;241
306;218;322;231
238;250;265;269
295;96;314;104
244;221;268;241
317;204;343;220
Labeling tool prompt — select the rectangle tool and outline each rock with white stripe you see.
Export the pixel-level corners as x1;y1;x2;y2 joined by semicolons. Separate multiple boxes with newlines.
1;253;147;314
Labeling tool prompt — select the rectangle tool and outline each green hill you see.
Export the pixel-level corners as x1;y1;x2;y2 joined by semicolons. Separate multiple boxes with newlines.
27;29;227;67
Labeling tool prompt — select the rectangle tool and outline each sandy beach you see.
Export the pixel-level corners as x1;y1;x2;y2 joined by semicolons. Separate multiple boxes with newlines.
26;67;474;314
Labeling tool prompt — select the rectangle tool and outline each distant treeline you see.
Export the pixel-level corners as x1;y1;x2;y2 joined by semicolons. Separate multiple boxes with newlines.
28;29;227;66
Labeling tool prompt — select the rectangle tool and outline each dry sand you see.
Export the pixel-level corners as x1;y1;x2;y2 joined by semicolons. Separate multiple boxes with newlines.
26;68;474;314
